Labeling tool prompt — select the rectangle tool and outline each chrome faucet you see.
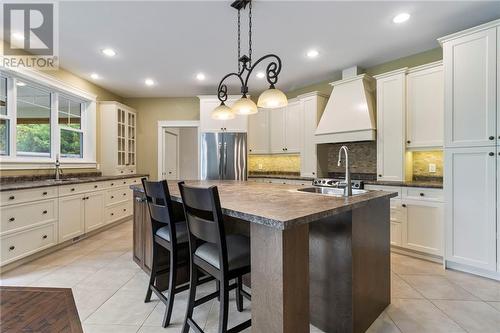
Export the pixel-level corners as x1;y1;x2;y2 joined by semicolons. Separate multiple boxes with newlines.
55;154;62;180
337;146;352;197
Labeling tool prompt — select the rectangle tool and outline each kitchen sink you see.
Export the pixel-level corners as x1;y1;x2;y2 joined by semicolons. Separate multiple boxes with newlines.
46;178;80;183
296;187;368;197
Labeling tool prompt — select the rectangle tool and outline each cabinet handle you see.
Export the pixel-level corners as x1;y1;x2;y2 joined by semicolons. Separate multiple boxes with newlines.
135;197;146;202
121;171;124;174
249;149;252;152
42;191;48;195
123;193;126;196
123;181;126;184
42;235;47;239
312;172;315;175
489;136;495;140
70;188;75;192
9;246;15;251
42;210;48;214
111;183;114;186
111;196;114;199
407;140;411;144
419;193;425;197
402;204;407;208
94;185;98;188
123;208;127;212
8;196;15;200
111;213;114;216
378;174;382;178
489;152;495;156
9;217;15;222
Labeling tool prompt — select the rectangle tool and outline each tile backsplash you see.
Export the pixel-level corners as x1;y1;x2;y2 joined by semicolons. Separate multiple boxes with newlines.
325;141;377;174
412;151;443;178
248;154;300;173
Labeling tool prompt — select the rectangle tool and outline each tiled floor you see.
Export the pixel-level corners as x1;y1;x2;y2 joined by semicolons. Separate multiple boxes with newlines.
1;220;499;333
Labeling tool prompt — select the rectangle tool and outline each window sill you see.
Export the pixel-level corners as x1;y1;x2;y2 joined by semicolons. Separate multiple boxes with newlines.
0;159;97;170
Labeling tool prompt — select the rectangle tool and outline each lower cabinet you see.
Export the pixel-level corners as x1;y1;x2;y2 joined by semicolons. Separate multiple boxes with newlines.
402;200;443;256
84;192;105;232
58;194;85;242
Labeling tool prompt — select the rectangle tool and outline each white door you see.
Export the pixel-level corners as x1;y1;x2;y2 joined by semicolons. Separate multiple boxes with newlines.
402;200;444;256
406;65;444;148
443;27;497;148
248;108;270;154
84;192;105;232
445;146;497;271
58;194;85;242
284;101;302;153
269;107;286;154
376;72;406;181
163;130;179;180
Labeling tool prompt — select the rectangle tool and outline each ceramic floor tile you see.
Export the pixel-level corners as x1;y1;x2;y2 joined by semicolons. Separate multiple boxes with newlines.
400;274;478;300
77;267;138;291
366;312;402;333
29;265;98;288
121;270;151;292
391;273;424;299
66;250;129;270
83;324;140;333
71;286;118;321
85;289;158;325
391;256;446;276
432;300;500;333
29;248;85;267
488;302;500;312
445;270;500;301
386;298;465;333
0;264;59;286
204;293;251;333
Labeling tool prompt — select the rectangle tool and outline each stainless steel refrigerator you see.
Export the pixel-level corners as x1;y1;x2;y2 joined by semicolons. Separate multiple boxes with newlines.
200;132;247;180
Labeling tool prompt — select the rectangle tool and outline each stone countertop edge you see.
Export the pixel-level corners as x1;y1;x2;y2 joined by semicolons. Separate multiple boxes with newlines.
130;183;397;230
364;180;443;189
248;174;314;181
1;174;149;192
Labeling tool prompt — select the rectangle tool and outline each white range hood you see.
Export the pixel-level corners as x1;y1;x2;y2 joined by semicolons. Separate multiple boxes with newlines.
315;68;376;143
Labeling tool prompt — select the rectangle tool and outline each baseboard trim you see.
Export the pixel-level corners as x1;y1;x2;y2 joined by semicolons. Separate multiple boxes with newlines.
445;261;500;281
391;246;443;264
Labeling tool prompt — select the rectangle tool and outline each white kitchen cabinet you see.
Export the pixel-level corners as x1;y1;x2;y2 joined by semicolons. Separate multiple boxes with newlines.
248;108;270;154
58;194;85;242
300;93;328;177
390;199;403;246
406;63;444;148
402;200;443;256
100;101;137;176
269;107;286;153
84;192;105;232
445;147;497;271
198;96;248;132
374;70;406;181
441;27;497;148
268;100;302;154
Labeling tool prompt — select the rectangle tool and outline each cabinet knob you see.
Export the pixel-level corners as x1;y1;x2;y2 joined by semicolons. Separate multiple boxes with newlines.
42;191;48;195
123;193;126;196
70;188;75;192
8;196;15;200
111;183;114;186
489;152;495;156
407;140;411;144
111;213;114;216
489;136;495;140
378;174;382;178
419;193;424;197
9;246;15;251
123;181;126;184
94;185;98;188
123;208;127;212
312;172;315;175
249;149;252;152
42;210;48;214
111;196;114;199
121;171;124;174
9;217;15;222
42;235;48;239
402;204;407;208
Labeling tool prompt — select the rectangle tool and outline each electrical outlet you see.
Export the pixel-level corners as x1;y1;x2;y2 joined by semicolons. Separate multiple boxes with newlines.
428;163;436;173
258;163;263;170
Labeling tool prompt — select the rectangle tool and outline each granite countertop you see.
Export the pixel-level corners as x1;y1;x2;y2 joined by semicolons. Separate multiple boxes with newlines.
131;180;396;230
364;180;443;189
248;174;314;181
1;174;149;192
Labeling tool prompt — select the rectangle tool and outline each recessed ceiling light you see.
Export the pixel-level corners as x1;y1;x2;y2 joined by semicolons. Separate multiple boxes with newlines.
16;81;26;87
12;32;24;41
256;71;265;79
90;73;100;80
306;49;319;58
196;73;206;81
101;48;116;57
393;13;410;24
144;78;155;86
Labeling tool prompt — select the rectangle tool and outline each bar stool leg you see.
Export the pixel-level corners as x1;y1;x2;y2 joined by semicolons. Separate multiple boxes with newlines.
182;264;199;333
162;249;177;327
236;276;244;312
145;243;158;303
218;280;229;333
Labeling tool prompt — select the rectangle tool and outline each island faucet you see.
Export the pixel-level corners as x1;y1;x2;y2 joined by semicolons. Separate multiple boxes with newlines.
337;146;352;197
55;154;62;180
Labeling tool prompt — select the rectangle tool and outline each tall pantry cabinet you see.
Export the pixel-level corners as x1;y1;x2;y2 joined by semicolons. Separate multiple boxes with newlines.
440;19;500;278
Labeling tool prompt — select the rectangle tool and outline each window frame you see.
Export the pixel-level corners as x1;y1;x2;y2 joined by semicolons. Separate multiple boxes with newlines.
0;75;11;156
0;68;97;169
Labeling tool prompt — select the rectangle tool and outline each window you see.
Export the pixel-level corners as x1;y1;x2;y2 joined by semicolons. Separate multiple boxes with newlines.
59;96;84;158
16;83;51;157
0;77;8;155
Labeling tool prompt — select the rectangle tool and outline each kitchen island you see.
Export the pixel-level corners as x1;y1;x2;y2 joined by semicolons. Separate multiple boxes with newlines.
131;180;396;333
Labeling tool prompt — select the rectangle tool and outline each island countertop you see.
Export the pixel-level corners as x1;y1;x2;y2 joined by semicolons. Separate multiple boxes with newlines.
131;180;396;230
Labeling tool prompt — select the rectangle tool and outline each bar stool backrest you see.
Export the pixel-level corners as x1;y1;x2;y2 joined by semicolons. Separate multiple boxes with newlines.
142;178;177;242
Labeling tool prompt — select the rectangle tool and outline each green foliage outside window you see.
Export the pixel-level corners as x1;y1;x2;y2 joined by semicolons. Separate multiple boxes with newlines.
16;124;50;154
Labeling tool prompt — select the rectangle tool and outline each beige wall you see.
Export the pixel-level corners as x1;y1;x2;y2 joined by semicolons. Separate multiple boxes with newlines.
123;97;199;180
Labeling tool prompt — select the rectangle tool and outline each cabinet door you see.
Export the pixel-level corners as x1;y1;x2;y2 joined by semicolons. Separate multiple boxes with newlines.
126;111;136;168
443;27;497;148
269;107;286;153
117;108;127;168
402;200;443;256
445;147;496;271
407;65;444;148
390;199;404;246
284;102;302;153
84;192;105;233
248;108;270;154
301;98;318;177
376;73;406;181
224;113;248;132
200;100;226;132
58;194;85;242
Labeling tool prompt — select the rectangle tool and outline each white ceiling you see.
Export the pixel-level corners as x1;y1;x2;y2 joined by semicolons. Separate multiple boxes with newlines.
58;1;500;98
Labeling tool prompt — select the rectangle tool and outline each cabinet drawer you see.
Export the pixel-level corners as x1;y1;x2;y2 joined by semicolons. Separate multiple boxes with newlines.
1;223;57;266
404;188;443;202
106;188;132;205
1;199;57;235
390;200;404;222
1;187;57;206
59;183;101;196
364;185;402;198
105;201;133;223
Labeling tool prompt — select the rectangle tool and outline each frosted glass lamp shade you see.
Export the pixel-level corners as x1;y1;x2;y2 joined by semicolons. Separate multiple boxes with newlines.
233;96;258;115
257;87;288;108
211;103;235;120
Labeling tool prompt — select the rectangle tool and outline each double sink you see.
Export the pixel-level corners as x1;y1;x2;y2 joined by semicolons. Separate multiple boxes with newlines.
296;187;368;197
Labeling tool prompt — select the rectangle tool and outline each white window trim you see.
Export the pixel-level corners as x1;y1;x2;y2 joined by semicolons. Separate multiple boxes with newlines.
0;68;97;170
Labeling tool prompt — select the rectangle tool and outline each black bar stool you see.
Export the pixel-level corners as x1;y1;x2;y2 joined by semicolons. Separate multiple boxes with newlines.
178;181;251;333
142;178;211;328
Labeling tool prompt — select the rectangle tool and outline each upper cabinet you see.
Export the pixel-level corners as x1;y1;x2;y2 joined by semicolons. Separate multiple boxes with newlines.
441;27;497;148
406;63;444;148
100;101;137;176
374;70;406;181
248;108;270;154
269;100;302;154
199;96;248;132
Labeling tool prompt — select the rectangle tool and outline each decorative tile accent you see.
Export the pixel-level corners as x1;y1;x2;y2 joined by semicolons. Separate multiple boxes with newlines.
248;154;300;173
412;151;443;178
326;142;377;174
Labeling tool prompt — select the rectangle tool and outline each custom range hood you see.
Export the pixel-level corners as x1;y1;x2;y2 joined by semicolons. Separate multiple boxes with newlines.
315;67;376;143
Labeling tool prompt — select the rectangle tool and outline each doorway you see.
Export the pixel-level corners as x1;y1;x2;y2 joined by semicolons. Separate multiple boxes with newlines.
162;129;179;180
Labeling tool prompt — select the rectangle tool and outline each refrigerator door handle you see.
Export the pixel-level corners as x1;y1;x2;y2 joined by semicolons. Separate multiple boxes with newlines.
218;141;223;179
223;142;228;177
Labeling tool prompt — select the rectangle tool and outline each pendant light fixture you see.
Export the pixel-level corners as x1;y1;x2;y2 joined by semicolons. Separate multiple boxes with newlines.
212;0;287;119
